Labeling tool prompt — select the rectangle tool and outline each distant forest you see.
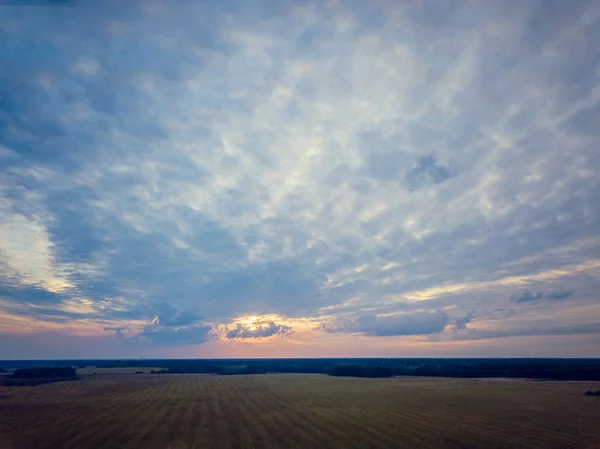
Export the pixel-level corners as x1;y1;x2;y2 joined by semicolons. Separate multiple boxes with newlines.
1;359;600;381
2;367;78;386
10;367;77;379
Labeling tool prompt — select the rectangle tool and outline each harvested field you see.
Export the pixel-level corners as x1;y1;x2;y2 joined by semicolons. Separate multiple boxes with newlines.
1;374;599;449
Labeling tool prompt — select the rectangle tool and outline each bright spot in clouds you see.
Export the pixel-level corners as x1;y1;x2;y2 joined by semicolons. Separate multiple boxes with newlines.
1;0;600;358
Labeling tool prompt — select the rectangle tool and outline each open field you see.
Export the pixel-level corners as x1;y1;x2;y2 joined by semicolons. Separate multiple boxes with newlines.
1;374;600;449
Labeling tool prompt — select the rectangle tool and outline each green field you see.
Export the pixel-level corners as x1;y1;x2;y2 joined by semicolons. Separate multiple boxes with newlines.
1;374;599;448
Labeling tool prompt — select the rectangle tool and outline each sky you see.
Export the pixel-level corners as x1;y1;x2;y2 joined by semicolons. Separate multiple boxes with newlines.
1;0;599;359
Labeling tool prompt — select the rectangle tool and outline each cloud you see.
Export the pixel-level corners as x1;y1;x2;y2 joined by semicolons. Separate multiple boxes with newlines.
510;290;545;303
0;205;72;292
454;323;600;341
71;57;100;76
0;283;66;305
404;155;451;192
103;327;126;338
1;1;600;356
510;289;576;303
452;311;475;330
139;324;213;346
226;321;292;339
324;311;450;337
545;289;576;300
151;302;202;327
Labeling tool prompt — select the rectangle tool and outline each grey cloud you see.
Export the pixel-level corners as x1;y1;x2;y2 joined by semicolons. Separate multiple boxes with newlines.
14;307;84;324
0;282;67;305
226;321;292;339
104;327;126;338
324;311;450;337
404;155;451;192
510;289;575;303
139;324;212;346
545;289;576;300
510;289;545;303
359;131;412;182
325;163;352;187
455;323;600;341
152;302;202;327
453;311;475;330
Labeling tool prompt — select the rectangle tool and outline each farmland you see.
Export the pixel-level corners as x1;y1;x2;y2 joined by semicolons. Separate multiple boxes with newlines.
1;374;599;449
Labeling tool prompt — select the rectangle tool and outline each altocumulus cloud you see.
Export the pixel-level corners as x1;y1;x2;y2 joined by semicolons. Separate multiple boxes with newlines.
1;0;600;357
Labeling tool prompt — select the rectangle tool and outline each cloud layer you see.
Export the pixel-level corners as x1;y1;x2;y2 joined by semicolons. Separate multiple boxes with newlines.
510;289;575;303
1;0;600;357
323;311;451;337
226;321;292;340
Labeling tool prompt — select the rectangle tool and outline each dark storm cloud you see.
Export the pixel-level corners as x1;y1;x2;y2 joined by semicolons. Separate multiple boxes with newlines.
226;321;292;339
